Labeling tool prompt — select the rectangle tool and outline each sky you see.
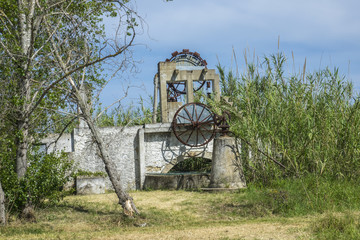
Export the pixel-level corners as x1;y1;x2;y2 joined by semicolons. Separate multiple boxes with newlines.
100;0;360;108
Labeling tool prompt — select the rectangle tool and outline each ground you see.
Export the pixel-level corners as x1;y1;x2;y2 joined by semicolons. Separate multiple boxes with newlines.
0;191;316;239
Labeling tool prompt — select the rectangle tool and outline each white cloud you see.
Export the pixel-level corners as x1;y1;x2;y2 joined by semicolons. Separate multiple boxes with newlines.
100;0;360;105
135;0;360;45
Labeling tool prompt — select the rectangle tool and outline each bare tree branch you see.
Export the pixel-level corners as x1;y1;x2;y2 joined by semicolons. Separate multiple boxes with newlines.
29;26;135;116
95;86;129;120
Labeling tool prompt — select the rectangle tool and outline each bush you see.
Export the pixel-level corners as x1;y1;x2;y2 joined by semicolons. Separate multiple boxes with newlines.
0;151;74;213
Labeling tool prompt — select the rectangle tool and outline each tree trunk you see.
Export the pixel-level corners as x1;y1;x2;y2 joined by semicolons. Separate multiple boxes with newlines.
16;0;34;179
0;181;6;226
16;119;30;178
78;98;139;216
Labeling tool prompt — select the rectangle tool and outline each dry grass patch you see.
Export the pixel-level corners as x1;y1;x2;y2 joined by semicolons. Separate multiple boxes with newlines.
0;191;311;240
94;223;309;240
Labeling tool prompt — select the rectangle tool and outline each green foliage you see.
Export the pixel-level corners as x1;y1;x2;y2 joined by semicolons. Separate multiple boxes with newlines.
232;176;360;217
213;52;360;219
95;97;154;127
0;151;74;213
312;213;360;240
0;0;141;217
215;52;360;183
169;157;212;173
0;0;140;140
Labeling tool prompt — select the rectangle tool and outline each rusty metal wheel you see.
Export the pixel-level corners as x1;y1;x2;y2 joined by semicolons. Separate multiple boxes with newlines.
172;103;216;147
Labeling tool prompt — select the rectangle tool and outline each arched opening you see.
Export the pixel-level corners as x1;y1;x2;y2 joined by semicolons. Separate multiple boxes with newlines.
143;156;212;190
169;157;212;173
161;151;213;174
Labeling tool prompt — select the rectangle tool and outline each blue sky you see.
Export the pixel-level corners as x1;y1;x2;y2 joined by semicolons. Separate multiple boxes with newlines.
100;0;360;107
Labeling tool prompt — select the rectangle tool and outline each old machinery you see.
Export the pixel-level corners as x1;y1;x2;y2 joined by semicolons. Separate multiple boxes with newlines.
166;49;210;102
172;102;230;147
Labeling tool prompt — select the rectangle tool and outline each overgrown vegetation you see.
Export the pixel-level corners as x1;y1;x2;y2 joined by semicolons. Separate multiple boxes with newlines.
0;151;74;214
2;42;360;238
312;213;360;240
231;176;360;217
0;0;142;221
169;157;212;173
214;52;360;184
95;97;154;127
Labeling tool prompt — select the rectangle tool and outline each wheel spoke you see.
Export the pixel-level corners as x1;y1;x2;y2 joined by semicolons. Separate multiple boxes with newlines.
199;125;214;132
199;113;212;124
177;114;192;123
184;106;193;122
199;129;207;141
195;128;199;146
185;129;195;143
198;106;206;121
178;129;192;137
195;104;198;122
198;119;215;126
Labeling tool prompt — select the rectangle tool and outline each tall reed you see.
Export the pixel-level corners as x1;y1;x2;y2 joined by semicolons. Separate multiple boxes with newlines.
217;52;360;184
95;97;154;127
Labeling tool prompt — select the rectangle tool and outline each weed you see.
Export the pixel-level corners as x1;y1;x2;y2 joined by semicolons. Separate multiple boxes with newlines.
229;176;360;217
312;213;360;240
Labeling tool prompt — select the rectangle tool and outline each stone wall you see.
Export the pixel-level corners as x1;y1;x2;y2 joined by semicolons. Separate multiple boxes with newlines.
42;123;214;191
72;126;142;190
41;133;72;153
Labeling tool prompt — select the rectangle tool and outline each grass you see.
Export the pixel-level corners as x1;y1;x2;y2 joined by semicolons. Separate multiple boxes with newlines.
0;191;309;240
312;212;360;240
1;177;360;239
237;176;360;217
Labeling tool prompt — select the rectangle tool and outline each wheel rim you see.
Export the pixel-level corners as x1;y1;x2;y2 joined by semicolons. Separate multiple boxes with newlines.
172;103;216;147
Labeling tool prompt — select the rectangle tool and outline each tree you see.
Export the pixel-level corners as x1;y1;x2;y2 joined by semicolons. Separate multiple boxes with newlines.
0;0;140;216
74;84;139;215
0;181;5;225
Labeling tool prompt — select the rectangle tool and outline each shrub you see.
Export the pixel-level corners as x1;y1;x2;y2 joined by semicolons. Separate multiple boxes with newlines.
0;151;74;213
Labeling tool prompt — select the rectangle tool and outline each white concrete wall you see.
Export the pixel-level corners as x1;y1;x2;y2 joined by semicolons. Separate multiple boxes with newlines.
140;123;213;188
42;123;214;191
72;126;142;190
41;133;72;153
